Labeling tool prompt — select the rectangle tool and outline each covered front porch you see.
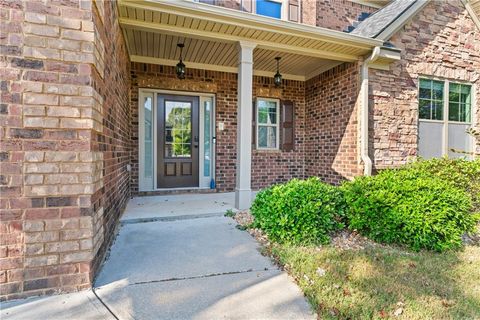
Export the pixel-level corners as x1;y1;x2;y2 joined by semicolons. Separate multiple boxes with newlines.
119;0;395;209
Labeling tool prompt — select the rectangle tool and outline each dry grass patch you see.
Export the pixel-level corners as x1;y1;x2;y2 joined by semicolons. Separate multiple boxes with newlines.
271;244;480;319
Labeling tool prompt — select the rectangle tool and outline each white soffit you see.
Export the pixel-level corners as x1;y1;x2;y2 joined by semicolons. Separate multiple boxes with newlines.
118;0;385;80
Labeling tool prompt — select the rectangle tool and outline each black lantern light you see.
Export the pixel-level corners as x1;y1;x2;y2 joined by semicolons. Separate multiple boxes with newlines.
176;43;186;80
273;57;282;87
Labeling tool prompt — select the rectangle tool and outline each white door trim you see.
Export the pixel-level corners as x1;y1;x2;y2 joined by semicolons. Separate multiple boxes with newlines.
138;88;216;191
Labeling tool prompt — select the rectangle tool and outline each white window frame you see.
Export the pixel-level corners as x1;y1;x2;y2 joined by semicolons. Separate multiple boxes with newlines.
256;97;280;150
417;76;476;157
199;96;216;188
251;0;288;20
138;91;155;192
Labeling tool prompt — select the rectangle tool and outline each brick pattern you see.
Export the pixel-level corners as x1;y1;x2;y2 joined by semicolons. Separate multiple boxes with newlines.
252;80;305;189
370;0;480;168
89;0;131;276
0;0;129;300
316;0;377;31
130;64;306;193
305;63;362;184
301;0;317;26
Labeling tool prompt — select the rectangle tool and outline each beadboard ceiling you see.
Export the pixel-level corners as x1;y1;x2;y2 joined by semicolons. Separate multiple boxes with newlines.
117;0;383;80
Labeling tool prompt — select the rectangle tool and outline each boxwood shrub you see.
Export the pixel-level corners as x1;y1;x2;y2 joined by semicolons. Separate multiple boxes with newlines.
402;157;480;213
251;177;345;245
342;168;478;252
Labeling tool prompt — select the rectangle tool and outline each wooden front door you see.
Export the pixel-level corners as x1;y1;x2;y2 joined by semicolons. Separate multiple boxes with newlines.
157;95;199;188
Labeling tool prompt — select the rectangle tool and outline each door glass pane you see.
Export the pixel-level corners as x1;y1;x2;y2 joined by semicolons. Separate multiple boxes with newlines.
144;96;153;179
203;99;212;177
165;101;192;158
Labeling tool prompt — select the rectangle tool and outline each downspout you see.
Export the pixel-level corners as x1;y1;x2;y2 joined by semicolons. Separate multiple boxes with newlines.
360;46;381;176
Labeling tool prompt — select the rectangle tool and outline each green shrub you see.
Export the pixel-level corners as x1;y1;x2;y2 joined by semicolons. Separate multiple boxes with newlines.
342;169;478;251
251;177;345;245
402;157;480;213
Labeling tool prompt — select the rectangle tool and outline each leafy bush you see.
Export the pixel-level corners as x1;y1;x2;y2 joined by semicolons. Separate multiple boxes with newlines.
342;168;478;251
402;157;480;213
251;177;345;245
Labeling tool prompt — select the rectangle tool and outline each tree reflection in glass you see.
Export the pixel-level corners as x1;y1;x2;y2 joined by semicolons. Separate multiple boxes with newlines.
165;101;191;158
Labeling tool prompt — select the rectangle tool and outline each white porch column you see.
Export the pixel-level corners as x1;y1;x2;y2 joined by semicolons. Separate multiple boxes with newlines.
235;41;256;209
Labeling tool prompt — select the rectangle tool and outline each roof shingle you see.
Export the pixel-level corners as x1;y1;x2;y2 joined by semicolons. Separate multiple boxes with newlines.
351;0;418;38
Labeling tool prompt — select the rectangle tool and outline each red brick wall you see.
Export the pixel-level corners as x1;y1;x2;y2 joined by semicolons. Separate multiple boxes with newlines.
305;63;362;184
90;1;131;279
316;0;377;31
252;79;306;189
0;0;130;300
130;64;306;193
370;0;480;168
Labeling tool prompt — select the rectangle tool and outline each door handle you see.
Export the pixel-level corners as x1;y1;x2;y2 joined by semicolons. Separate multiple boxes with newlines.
194;136;199;148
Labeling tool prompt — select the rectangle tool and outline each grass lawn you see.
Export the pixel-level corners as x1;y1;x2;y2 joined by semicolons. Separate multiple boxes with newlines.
269;243;480;319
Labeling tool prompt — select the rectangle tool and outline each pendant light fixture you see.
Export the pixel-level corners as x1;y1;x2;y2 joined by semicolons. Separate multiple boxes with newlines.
176;43;186;80
274;57;282;87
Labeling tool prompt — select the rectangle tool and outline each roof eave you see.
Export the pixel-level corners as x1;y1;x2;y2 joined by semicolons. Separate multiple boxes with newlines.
375;0;430;41
122;0;384;49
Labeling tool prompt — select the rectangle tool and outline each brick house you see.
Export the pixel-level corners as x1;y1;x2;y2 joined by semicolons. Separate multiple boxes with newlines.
1;0;479;300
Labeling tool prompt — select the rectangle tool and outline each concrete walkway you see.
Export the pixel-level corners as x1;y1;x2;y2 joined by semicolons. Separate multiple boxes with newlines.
2;193;314;320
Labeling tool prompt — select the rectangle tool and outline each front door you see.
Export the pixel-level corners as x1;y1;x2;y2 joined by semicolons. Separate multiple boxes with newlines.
157;95;199;188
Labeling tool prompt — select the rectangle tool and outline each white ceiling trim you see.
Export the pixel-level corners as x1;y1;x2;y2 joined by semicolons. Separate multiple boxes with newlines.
130;55;307;81
118;0;383;48
305;62;343;80
120;18;360;62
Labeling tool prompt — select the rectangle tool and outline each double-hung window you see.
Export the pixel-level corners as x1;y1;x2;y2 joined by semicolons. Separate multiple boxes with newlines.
256;98;280;149
418;78;473;159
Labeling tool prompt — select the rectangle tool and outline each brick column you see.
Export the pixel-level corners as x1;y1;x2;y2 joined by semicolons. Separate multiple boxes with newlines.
0;0;112;300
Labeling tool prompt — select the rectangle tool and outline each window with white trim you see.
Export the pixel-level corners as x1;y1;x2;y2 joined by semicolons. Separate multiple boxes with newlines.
419;79;444;120
448;83;472;122
255;0;283;19
257;98;280;149
418;78;474;159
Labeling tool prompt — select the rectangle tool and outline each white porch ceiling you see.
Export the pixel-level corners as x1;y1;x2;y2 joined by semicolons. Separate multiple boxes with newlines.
118;0;384;80
124;31;339;80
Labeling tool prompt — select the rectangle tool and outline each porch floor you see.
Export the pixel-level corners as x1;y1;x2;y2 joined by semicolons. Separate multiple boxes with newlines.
2;193;313;319
121;192;254;222
94;193;313;319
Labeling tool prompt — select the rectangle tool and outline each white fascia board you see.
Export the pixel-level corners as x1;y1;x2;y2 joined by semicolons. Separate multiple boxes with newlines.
376;0;430;41
462;0;480;31
120;0;384;49
378;46;401;60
